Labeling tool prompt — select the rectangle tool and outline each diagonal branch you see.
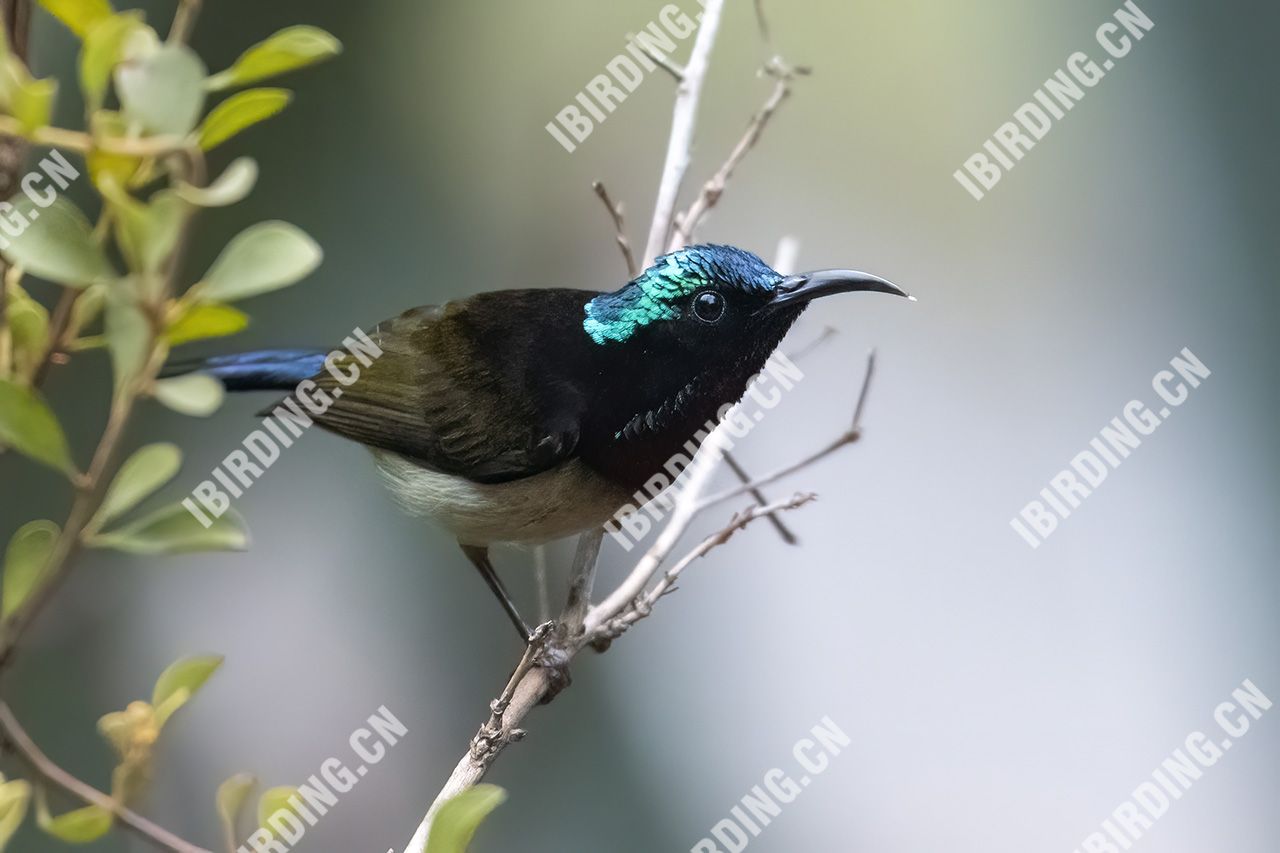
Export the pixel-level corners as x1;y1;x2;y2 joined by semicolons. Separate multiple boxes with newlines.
595;492;816;639
697;349;876;511
0;702;210;853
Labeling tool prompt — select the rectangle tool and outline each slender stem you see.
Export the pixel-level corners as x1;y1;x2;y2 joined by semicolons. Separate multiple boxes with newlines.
0;116;191;158
167;0;203;45
0;702;210;853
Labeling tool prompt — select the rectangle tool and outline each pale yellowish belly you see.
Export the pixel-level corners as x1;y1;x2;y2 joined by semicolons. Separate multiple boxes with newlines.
371;451;632;546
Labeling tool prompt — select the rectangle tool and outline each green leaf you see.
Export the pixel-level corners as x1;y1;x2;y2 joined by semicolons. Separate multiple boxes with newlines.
152;372;223;416
70;283;107;336
5;288;49;376
37;0;114;38
426;785;507;853
151;653;222;725
115;42;206;135
0;196;115;288
87;503;248;555
104;291;149;395
0;777;31;851
79;11;145;110
92;443;181;529
0;26;57;132
176;157;257;207
206;26;341;91
258;786;301;840
199;221;321;302
197;88;290;151
0;380;74;474
2;520;59;620
102;181;186;274
165;302;249;346
8;75;56;132
216;773;256;850
35;792;112;844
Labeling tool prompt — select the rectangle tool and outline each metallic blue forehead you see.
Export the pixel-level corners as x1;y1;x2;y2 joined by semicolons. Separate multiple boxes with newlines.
583;245;781;345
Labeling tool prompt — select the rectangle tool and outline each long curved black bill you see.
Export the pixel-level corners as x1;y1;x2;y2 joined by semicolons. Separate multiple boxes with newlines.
770;269;914;307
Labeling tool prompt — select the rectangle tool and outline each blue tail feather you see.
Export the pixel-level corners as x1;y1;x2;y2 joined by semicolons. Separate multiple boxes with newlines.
163;349;327;391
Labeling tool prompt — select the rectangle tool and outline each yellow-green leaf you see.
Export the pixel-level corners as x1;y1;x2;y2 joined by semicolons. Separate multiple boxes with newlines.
37;0;113;38
87;503;248;555
35;792;112;844
152;372;223;416
0;380;74;474
199;221;321;302
69;282;106;337
216;773;255;851
0;27;56;132
258;786;302;841
0;197;115;288
8;75;56;132
176;157;257;207
206;26;341;91
91;442;181;529
165;302;249;346
196;88;290;150
80;12;146;111
115;42;206;135
426;785;507;853
151;653;222;726
2;520;59;620
5;288;49;376
0;777;31;851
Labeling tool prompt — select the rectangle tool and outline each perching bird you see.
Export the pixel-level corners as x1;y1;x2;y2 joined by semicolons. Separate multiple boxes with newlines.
176;244;910;639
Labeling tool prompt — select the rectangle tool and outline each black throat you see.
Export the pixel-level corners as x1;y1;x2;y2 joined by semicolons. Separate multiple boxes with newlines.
573;304;807;493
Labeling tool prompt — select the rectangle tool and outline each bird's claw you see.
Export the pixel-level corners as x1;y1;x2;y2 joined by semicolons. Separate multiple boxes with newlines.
527;621;573;704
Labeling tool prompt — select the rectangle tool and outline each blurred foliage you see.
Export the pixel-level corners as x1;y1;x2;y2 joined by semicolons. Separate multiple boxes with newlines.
0;0;338;848
427;785;507;853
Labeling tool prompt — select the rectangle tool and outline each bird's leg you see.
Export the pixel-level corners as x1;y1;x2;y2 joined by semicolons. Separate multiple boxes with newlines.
459;544;535;642
458;544;573;704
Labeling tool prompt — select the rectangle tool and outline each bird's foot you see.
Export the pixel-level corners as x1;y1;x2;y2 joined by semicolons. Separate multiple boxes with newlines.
527;621;573;704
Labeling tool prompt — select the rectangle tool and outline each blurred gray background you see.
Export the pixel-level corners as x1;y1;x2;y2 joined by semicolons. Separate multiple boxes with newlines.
3;0;1277;850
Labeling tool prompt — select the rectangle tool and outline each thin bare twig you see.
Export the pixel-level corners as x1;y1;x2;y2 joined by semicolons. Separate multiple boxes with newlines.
0;702;210;853
642;0;726;265
723;452;797;544
626;34;685;82
668;64;806;251
598;492;815;638
697;350;876;511
591;181;638;278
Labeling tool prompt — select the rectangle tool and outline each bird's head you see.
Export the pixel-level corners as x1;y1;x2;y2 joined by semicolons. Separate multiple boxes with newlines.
583;244;910;352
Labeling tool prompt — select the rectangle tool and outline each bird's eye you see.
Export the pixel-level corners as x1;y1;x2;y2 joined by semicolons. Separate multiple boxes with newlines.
691;290;725;324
